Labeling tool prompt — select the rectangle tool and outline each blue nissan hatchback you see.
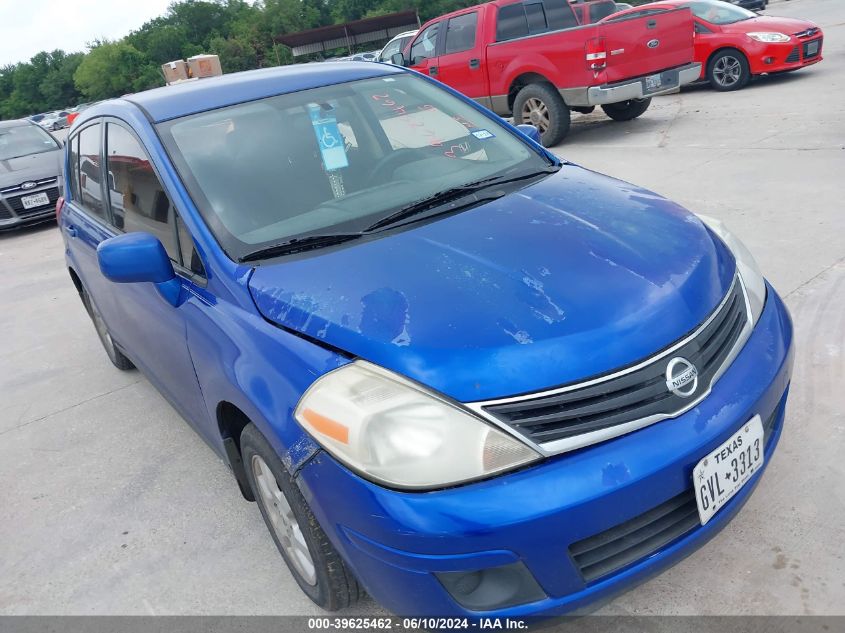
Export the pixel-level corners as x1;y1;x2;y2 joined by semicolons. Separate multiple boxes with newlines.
59;63;793;617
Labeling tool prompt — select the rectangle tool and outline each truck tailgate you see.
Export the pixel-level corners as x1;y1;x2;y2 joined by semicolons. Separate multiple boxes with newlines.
600;8;694;84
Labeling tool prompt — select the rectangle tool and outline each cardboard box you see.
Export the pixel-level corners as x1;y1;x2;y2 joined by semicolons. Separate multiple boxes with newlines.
187;54;223;79
162;60;190;84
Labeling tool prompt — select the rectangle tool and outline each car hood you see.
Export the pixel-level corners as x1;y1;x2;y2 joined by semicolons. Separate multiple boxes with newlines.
248;166;735;402
0;150;62;186
722;15;816;34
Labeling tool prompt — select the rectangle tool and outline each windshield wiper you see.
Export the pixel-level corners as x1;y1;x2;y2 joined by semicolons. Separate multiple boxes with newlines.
238;232;362;262
364;166;560;233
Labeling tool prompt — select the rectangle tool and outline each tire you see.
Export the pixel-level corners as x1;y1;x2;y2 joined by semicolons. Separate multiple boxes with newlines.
80;287;135;370
512;83;570;147
241;424;362;611
601;98;652;122
707;49;750;91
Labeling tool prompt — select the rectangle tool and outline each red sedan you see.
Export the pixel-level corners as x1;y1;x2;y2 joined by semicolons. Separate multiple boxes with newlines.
603;0;823;91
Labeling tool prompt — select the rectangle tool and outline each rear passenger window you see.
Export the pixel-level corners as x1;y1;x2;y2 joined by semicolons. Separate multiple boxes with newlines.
525;3;548;33
105;123;179;262
497;4;529;41
444;12;478;55
67;134;80;202
77;124;106;220
544;0;579;29
498;0;578;40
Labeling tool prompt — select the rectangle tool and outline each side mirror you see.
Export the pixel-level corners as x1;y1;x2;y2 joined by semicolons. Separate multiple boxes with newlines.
515;123;542;145
390;52;407;67
97;232;182;306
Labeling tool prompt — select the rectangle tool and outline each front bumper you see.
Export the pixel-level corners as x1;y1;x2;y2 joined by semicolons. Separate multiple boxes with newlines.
560;63;701;107
747;37;824;75
298;283;793;617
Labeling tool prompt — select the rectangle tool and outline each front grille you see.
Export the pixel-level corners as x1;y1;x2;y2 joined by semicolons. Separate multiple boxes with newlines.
793;27;820;39
803;38;822;59
7;187;60;216
482;277;749;447
0;177;58;195
569;405;782;583
0;206;12;220
785;47;800;63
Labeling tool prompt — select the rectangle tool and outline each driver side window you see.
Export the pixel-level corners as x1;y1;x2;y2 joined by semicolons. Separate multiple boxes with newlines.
410;23;440;65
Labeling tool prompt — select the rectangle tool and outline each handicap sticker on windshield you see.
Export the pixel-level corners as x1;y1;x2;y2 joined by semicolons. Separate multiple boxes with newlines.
471;129;495;140
308;103;349;171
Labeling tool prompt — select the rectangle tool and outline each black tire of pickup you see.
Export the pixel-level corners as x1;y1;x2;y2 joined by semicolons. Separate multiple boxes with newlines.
601;98;652;122
513;83;571;147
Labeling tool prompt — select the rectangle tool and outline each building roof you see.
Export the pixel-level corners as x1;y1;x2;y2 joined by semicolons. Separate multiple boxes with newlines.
275;10;420;57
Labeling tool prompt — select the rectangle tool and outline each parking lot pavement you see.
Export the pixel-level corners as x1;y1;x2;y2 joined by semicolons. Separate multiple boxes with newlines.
1;0;843;617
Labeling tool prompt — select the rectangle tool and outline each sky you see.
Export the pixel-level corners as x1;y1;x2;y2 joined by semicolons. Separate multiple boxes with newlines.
0;0;174;66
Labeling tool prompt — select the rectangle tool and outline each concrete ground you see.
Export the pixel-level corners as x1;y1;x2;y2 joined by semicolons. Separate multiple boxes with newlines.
1;0;843;618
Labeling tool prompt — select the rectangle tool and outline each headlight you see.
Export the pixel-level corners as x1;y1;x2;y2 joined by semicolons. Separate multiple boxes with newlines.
697;215;766;325
294;361;540;489
747;32;791;43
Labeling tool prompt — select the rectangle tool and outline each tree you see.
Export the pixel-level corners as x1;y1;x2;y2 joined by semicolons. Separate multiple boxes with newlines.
74;41;161;101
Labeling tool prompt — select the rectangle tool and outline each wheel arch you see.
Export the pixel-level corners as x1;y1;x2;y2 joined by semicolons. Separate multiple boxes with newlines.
705;46;750;74
508;72;557;111
216;401;258;501
68;266;83;295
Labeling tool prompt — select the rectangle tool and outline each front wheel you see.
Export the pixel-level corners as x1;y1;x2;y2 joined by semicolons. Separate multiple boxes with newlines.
601;98;652;121
241;424;363;611
513;83;571;147
707;49;750;91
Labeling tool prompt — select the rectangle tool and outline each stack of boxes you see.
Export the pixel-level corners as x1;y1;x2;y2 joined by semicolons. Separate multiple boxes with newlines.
161;54;223;85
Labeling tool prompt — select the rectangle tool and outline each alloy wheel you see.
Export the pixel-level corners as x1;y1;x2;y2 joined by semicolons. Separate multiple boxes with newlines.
251;454;317;586
713;55;743;88
521;97;550;133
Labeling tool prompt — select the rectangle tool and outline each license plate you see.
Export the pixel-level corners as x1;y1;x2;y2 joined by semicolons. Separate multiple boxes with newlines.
807;41;819;56
645;74;662;91
693;415;764;525
21;191;50;209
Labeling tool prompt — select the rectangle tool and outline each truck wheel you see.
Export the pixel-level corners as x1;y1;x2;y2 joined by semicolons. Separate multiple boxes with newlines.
513;83;570;147
80;287;134;370
707;49;750;91
601;98;652;121
240;424;363;611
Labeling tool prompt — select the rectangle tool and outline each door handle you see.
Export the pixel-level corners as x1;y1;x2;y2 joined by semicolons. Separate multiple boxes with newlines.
429;66;438;76
469;58;480;69
647;20;657;28
66;226;77;238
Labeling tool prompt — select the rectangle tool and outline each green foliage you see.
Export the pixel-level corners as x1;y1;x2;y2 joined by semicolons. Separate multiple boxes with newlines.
0;0;494;119
73;41;161;101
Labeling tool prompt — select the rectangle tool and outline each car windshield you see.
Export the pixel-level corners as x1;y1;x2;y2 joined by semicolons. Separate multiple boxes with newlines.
158;74;550;260
683;0;756;24
0;124;60;160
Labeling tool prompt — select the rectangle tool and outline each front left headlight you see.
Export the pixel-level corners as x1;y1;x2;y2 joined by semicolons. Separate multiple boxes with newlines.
697;214;766;326
294;361;541;489
747;32;791;43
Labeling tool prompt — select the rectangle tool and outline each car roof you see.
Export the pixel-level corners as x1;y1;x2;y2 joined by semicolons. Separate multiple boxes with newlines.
119;62;403;123
599;1;677;20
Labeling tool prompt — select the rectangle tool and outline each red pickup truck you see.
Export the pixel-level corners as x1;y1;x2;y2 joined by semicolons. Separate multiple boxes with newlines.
396;0;701;146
